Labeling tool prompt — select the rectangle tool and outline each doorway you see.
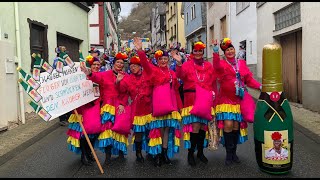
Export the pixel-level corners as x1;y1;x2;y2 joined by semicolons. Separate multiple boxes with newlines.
279;30;302;103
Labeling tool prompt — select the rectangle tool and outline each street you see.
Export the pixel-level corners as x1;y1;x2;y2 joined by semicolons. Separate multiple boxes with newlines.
0;123;319;178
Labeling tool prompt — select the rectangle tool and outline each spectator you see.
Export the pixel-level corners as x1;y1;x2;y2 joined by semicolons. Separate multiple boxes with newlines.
237;44;246;60
88;47;100;58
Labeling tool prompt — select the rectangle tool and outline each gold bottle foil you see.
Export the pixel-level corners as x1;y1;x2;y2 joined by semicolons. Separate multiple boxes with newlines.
262;43;283;92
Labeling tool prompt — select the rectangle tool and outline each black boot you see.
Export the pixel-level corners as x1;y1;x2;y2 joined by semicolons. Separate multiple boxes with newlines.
104;145;112;165
134;141;144;163
187;132;197;166
223;131;234;166
232;130;240;163
146;153;153;161
80;138;93;166
161;148;172;165
197;130;208;164
85;138;95;163
154;154;161;167
118;150;125;159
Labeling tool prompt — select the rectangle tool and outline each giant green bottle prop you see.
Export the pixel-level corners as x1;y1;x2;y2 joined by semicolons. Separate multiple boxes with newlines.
253;43;293;174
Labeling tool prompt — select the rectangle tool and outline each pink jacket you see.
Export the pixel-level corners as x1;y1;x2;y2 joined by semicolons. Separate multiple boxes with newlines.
117;71;153;116
88;70;127;106
176;58;217;108
212;53;261;104
137;50;183;110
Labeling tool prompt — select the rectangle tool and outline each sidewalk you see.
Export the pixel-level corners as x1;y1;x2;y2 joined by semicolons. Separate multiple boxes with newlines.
0;90;319;166
0;114;60;166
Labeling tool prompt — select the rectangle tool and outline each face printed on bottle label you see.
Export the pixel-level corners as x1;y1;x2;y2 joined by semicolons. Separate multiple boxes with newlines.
65;57;75;68
33;68;40;81
56;61;63;73
38;109;51;121
27;78;40;90
43;62;53;74
93;86;100;97
29;89;42;102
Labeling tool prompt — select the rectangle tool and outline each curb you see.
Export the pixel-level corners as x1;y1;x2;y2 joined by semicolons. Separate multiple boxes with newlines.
0;122;61;167
252;97;320;145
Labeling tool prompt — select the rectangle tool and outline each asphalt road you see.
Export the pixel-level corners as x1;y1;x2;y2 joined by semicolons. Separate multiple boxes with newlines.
0;123;319;178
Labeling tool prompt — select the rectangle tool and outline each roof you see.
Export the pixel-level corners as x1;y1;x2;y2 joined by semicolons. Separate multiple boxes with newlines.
71;2;91;12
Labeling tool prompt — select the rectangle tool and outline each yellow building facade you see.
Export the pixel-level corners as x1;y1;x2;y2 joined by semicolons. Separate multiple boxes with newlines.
165;2;186;49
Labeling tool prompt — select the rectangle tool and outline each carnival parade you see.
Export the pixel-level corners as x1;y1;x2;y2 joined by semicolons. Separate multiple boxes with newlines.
3;2;320;178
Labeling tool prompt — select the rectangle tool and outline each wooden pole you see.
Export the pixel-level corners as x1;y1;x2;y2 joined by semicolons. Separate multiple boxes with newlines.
74;109;104;174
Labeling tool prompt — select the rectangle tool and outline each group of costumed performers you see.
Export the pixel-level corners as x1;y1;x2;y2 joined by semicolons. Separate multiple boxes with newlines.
66;36;260;168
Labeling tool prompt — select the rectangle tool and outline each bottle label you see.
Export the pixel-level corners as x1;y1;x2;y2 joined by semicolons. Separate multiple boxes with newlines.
65;57;75;68
262;130;291;165
80;61;86;68
29;89;42;103
27;78;40;90
38;108;52;121
93;86;100;97
56;61;63;73
42;62;53;74
33;68;40;81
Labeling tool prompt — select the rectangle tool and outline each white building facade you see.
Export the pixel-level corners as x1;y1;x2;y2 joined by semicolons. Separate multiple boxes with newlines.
0;2;90;130
257;2;320;112
206;2;229;62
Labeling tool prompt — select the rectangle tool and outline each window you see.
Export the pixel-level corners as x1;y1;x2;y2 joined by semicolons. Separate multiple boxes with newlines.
186;12;189;25
220;16;227;39
256;2;266;8
57;32;82;63
173;3;176;15
191;4;196;20
236;2;250;14
28;18;48;73
210;25;214;43
171;27;173;38
171;6;173;16
274;2;301;31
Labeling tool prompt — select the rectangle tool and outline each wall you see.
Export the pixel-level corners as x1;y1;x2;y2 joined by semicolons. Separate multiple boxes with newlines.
0;40;19;129
257;2;320;112
184;2;203;37
176;2;186;49
206;2;229;62
230;2;257;65
16;2;89;113
0;3;21;127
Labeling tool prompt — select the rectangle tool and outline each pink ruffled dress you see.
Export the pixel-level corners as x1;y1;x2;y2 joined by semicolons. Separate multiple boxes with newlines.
137;50;182;158
66;98;103;154
212;53;261;144
88;70;129;155
176;58;218;149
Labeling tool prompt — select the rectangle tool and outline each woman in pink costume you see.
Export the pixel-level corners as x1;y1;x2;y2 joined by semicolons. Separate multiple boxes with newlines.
171;41;217;167
66;56;103;166
80;52;129;165
115;55;153;163
212;38;261;165
133;37;182;167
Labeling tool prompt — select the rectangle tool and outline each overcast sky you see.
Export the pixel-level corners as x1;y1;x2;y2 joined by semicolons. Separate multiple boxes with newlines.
119;2;136;18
